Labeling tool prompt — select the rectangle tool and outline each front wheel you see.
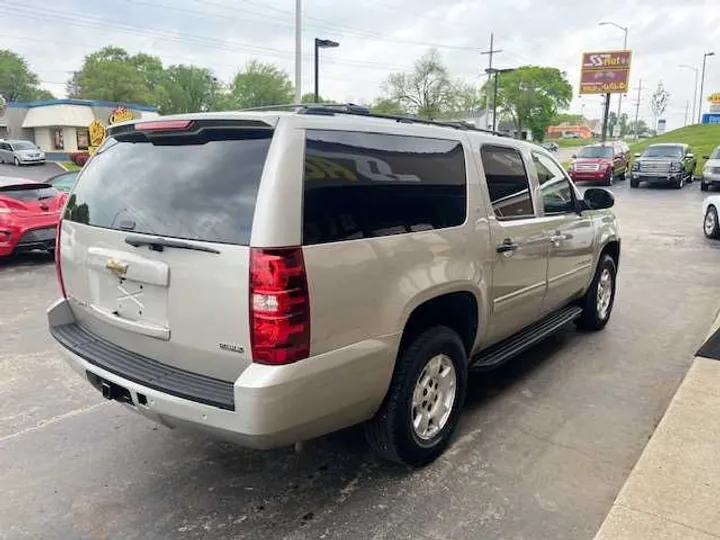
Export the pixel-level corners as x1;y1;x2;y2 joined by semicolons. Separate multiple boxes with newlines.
630;178;639;188
13;157;20;167
704;206;720;239
365;326;468;466
675;176;684;189
701;181;709;192
576;254;617;331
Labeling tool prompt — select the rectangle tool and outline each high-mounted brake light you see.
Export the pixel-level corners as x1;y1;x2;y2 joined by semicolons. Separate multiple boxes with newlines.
249;247;310;365
135;120;193;132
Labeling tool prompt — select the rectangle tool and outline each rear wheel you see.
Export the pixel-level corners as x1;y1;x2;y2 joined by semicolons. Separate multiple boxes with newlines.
704;206;720;239
365;326;468;466
701;181;709;191
576;254;617;331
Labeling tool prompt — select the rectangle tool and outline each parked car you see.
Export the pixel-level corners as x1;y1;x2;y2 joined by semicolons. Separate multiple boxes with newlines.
703;195;720;239
630;143;696;189
0;140;46;166
700;146;720;191
568;143;629;186
0;176;66;257
48;108;620;466
47;171;79;193
540;141;559;152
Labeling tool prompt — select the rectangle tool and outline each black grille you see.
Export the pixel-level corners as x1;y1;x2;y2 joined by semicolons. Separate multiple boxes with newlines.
51;323;235;410
17;227;55;245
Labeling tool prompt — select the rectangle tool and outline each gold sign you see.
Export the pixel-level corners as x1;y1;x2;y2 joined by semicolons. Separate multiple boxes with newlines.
88;119;106;156
109;107;134;125
708;93;720;104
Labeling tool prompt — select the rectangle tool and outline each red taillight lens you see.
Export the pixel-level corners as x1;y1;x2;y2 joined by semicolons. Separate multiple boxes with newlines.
55;219;67;298
249;247;310;365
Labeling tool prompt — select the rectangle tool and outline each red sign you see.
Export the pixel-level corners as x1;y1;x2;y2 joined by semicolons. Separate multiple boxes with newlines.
579;50;632;94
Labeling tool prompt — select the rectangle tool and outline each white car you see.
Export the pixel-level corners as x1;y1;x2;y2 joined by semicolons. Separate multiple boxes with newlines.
0;140;46;166
702;195;720;239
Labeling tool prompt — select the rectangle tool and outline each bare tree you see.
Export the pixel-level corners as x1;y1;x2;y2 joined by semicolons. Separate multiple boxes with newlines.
385;49;454;120
650;81;670;129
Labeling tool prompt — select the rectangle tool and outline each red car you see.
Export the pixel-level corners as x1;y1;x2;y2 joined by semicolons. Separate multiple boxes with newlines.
569;143;629;186
0;176;66;257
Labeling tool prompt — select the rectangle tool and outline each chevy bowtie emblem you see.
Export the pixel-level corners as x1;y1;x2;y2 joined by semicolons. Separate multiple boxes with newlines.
106;259;129;277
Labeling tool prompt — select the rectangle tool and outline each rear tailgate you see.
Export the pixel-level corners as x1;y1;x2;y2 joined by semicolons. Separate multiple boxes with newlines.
58;119;274;382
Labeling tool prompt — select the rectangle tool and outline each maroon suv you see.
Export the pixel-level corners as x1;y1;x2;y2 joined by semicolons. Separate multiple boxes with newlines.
569;143;629;186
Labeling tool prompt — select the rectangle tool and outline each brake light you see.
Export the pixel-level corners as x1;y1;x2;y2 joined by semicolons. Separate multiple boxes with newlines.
55;219;67;298
135;120;193;132
249;247;310;365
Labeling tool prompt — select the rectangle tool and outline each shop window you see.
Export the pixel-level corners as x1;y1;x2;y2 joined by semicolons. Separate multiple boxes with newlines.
53;129;64;150
77;129;89;150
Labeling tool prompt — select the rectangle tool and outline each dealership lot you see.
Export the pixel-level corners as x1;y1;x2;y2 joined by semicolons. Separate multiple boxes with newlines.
2;172;720;539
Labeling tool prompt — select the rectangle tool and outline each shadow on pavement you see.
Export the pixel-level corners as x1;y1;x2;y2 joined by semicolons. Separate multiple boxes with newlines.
0;250;54;269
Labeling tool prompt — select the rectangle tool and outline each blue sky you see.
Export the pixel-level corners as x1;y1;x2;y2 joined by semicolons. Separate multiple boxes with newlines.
2;0;719;129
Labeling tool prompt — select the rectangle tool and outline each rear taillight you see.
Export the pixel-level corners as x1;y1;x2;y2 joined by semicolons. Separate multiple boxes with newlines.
55;219;67;298
135;120;193;132
249;247;310;365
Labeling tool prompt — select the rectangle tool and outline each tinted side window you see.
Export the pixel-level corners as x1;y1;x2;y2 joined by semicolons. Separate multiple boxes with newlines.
303;130;467;245
532;152;575;214
480;146;534;219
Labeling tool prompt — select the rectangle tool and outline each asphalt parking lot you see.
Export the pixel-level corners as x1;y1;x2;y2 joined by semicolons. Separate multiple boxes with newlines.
0;162;64;182
2;171;720;540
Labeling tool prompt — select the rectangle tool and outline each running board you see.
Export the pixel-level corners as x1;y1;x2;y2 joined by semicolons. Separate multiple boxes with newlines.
470;305;583;370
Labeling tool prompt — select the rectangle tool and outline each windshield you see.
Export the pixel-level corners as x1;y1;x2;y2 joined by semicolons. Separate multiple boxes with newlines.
710;148;720;160
643;146;683;159
13;142;38;151
577;146;613;158
64;130;273;246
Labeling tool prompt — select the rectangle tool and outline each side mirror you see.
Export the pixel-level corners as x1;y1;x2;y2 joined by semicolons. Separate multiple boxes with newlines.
571;154;577;159
583;188;615;210
634;153;641;158
704;155;710;160
686;153;695;159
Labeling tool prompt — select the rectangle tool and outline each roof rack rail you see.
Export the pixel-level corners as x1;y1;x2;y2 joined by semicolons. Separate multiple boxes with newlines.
241;103;510;137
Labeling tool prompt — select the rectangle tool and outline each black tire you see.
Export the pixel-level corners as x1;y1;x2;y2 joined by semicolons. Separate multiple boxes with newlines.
704;206;720;239
630;178;639;188
604;170;614;187
364;326;468;466
576;254;617;331
701;181;709;192
14;157;20;167
674;176;684;189
618;169;627;181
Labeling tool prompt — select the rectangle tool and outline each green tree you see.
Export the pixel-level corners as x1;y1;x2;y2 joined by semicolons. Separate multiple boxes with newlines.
551;112;585;125
489;66;573;141
384;49;455;120
627;119;649;138
300;92;337;104
0;49;48;102
67;46;160;104
370;98;407;115
448;81;485;115
607;111;618;137
222;60;293;110
31;88;55;100
158;65;219;114
618;113;629;137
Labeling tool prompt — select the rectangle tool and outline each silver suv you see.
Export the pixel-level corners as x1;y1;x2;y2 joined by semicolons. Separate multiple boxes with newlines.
48;106;620;466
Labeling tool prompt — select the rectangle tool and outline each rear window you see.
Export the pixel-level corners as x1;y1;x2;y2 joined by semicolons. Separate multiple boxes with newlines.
1;184;57;201
64;130;273;246
302;130;467;245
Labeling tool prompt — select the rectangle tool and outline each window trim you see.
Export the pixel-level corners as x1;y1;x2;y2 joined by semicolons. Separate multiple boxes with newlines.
480;144;536;221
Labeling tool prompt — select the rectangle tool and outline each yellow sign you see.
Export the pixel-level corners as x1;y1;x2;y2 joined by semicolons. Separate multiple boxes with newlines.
88;119;106;156
109;107;134;125
708;93;720;104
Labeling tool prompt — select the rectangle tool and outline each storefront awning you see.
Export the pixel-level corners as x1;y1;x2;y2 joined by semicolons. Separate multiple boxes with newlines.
22;104;95;128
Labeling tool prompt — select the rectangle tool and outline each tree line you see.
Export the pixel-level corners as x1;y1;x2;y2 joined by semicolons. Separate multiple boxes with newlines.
2;46;575;140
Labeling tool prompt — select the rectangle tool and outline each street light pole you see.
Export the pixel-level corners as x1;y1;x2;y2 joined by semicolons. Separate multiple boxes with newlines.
314;38;339;103
698;51;715;123
294;0;302;103
680;64;699;124
599;21;629;136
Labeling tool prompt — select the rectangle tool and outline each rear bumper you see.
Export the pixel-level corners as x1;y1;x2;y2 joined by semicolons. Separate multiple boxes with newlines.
702;173;720;184
0;223;57;256
48;298;396;448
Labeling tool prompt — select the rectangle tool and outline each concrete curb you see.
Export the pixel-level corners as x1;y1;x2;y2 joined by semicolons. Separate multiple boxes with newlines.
594;310;720;539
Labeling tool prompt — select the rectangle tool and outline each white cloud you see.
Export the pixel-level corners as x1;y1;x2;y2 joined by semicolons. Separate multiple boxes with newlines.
1;0;719;129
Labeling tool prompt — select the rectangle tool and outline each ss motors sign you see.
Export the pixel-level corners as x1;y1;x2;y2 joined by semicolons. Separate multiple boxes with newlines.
580;50;632;94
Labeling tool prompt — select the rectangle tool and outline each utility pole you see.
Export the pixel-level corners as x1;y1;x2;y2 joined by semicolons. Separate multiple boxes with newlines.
480;33;502;129
601;93;611;142
684;100;690;126
634;78;642;140
698;51;715;123
294;0;302;103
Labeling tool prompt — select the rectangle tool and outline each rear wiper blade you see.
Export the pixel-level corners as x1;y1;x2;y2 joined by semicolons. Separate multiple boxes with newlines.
124;235;220;254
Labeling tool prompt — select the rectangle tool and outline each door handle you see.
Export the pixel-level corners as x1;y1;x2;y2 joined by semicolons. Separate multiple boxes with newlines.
549;232;570;245
496;238;519;253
